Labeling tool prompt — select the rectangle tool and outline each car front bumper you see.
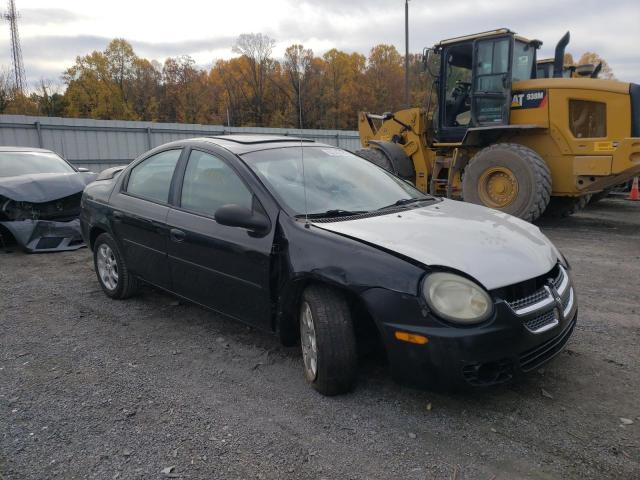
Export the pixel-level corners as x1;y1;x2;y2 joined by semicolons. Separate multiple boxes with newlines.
361;267;578;389
0;218;85;253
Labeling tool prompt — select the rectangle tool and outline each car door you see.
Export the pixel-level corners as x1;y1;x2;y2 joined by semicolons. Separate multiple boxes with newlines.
108;148;183;290
166;147;275;329
471;35;513;126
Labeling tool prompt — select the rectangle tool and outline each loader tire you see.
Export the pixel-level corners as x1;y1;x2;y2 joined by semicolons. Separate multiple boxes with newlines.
463;143;551;222
355;147;393;173
589;189;610;204
542;194;592;218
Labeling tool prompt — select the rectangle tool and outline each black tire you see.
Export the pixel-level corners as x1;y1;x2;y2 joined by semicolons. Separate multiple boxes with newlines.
463;143;552;222
542;194;592;218
93;232;140;299
354;147;393;173
299;284;357;396
589;189;610;204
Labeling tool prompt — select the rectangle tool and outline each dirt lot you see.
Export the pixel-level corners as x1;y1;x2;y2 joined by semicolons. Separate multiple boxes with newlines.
1;198;639;480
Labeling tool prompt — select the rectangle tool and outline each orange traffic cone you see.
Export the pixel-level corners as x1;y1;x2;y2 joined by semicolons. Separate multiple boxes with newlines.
628;176;639;201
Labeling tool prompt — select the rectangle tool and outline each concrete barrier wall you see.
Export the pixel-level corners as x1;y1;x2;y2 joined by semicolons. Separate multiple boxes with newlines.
0;115;361;172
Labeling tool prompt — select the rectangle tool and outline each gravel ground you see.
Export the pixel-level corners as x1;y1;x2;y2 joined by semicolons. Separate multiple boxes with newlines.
1;197;639;480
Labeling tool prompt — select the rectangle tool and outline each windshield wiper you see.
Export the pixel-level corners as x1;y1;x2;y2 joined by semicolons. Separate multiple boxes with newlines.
377;197;432;210
297;209;368;219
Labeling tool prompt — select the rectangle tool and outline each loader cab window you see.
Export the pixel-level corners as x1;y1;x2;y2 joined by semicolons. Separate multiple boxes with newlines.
442;44;473;130
512;41;535;81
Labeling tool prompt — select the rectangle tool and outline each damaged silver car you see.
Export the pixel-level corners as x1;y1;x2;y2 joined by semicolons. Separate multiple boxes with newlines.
0;147;96;252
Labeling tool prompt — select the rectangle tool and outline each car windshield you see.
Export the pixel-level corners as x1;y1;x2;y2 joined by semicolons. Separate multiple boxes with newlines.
0;151;76;177
242;146;428;216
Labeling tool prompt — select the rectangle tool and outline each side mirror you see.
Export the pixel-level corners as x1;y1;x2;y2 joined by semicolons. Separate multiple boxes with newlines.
214;204;270;234
77;167;90;172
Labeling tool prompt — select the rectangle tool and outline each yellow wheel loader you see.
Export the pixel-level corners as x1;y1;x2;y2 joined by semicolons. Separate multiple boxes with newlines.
357;29;640;221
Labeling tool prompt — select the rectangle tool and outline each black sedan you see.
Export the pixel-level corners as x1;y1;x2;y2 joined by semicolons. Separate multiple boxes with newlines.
0;147;96;252
80;135;577;395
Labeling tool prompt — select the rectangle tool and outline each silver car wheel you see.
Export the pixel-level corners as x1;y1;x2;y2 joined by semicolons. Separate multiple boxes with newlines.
300;302;318;381
97;243;118;291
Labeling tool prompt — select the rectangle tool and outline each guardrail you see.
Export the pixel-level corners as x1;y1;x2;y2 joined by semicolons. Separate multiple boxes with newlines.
0;115;361;171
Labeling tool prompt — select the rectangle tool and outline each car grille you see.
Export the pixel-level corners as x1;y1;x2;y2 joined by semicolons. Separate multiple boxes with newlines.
523;309;558;333
1;192;82;222
507;265;574;333
509;288;550;311
519;316;577;372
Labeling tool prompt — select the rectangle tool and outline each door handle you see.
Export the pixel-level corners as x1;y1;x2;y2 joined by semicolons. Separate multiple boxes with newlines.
170;228;186;242
113;210;123;219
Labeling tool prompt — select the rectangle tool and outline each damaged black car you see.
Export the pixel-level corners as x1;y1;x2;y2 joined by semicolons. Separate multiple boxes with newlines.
80;136;576;396
0;147;96;252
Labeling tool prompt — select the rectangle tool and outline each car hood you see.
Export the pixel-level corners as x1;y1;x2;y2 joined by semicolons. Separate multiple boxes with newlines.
314;199;558;290
0;172;96;203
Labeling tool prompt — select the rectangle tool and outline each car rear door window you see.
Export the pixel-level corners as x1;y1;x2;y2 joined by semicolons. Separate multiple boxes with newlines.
126;149;181;203
180;150;252;216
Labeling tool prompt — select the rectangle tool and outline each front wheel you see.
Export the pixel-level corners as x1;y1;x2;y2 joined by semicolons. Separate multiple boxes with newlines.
300;285;357;396
463;143;551;222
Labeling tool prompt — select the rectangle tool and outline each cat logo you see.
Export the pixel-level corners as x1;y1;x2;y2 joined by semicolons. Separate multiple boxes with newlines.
511;90;547;109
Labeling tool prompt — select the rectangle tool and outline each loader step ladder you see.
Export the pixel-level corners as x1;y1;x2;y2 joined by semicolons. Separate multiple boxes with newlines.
429;149;467;198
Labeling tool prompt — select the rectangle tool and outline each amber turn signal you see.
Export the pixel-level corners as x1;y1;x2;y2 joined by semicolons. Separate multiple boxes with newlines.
394;331;429;345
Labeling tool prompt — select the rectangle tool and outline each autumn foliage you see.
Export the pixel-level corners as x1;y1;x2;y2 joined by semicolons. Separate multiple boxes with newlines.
0;35;615;130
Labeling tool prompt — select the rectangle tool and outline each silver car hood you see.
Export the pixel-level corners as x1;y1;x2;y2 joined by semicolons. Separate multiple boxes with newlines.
314;199;558;290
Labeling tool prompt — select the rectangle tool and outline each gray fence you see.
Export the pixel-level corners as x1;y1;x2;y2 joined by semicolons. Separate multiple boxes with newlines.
0;115;361;172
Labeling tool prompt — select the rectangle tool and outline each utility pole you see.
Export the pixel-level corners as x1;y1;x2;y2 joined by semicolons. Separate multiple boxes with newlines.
404;0;410;107
2;0;26;95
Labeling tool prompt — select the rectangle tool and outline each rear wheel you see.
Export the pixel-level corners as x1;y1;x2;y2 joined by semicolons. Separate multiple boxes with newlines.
463;143;551;222
93;233;140;299
354;147;393;173
542;194;592;218
589;189;610;204
300;285;357;396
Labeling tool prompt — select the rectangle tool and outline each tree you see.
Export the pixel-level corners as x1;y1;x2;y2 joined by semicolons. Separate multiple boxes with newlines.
129;59;162;121
63;40;137;119
365;44;404;114
0;69;12;113
321;49;366;129
30;79;67;116
232;33;276;125
283;44;314;128
577;52;614;79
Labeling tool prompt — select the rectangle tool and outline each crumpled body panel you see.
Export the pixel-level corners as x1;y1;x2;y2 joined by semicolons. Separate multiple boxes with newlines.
0;218;85;253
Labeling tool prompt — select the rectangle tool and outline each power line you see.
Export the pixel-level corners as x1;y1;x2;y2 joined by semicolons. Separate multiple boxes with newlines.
2;0;26;95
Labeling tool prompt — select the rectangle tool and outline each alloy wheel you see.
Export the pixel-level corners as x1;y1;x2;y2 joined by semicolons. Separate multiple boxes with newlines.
300;302;318;381
97;243;119;291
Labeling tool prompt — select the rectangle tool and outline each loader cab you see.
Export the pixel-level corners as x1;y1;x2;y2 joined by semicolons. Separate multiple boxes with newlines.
432;29;539;143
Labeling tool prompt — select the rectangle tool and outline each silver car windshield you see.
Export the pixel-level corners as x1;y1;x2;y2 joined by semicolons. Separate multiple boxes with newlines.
0;151;76;177
242;146;427;215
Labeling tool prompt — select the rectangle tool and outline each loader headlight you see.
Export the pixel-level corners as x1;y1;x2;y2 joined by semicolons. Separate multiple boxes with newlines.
422;272;493;324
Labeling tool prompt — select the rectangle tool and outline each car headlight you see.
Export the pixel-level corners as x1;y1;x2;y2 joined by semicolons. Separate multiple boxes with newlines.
422;272;493;324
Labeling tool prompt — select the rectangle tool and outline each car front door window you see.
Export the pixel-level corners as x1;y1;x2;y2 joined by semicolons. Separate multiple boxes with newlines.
180;150;252;216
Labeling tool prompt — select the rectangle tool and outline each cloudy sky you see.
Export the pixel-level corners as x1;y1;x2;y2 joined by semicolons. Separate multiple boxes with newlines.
2;0;639;89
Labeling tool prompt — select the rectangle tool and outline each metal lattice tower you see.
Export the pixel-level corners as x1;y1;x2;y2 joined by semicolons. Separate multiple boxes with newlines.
2;0;26;94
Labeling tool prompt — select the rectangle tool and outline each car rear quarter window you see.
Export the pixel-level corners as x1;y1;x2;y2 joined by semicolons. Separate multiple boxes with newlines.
180;150;252;216
126;149;181;203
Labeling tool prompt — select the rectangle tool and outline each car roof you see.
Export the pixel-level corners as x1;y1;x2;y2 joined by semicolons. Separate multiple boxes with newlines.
0;146;57;154
169;134;337;155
